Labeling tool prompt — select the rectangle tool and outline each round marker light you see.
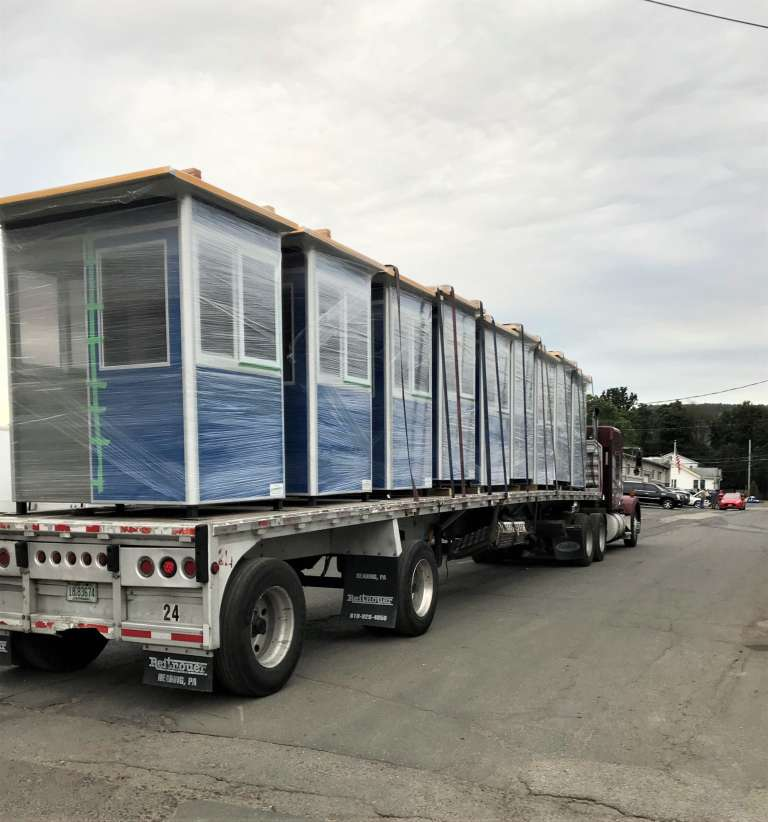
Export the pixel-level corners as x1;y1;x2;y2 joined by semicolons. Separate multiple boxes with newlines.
81;552;92;567
210;561;220;575
36;550;46;564
66;551;77;566
51;551;62;565
0;549;9;568
138;556;155;578
182;557;196;578
96;552;108;567
160;557;177;578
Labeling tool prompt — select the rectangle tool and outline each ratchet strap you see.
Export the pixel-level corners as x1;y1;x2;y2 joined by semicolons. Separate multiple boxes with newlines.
437;297;455;493
391;266;418;500
491;319;509;495
448;288;466;495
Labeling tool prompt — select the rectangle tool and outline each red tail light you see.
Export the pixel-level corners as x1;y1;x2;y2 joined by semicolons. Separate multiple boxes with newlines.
160;557;177;578
36;550;46;564
51;551;62;565
66;551;77;566
96;552;108;567
138;557;155;578
182;558;196;578
81;552;92;567
0;548;10;568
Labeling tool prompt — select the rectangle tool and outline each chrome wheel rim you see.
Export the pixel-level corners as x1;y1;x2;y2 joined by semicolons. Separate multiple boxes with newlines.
410;558;434;618
250;585;295;669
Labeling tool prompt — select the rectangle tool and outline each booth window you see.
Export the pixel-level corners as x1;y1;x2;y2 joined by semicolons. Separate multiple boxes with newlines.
197;233;280;371
393;295;431;398
99;240;168;368
318;281;370;386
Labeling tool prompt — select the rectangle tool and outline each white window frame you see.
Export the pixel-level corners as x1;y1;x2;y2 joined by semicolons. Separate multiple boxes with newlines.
97;238;170;371
391;295;431;400
195;228;282;375
342;293;371;387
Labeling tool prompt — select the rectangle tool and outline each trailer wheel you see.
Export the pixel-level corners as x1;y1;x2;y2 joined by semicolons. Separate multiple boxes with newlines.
590;513;607;562
393;541;439;637
624;511;640;547
216;558;305;697
13;629;107;672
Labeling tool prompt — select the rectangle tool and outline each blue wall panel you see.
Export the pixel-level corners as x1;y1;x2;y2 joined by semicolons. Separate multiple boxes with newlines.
317;384;371;494
391;398;431;489
198;367;283;501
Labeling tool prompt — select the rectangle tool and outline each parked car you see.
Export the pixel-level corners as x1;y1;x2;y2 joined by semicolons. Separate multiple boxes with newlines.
669;488;690;505
719;492;746;511
747;495;761;504
623;480;681;509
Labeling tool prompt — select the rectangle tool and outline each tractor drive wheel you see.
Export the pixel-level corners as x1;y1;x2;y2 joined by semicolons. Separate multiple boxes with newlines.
590;513;607;562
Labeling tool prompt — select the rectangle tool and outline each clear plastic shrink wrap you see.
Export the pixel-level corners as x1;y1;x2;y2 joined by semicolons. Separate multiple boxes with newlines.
478;325;512;486
1;171;290;506
434;297;477;483
282;236;375;496
372;281;433;490
1;168;596;505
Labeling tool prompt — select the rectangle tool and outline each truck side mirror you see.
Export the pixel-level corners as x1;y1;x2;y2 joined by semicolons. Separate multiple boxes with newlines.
634;452;642;470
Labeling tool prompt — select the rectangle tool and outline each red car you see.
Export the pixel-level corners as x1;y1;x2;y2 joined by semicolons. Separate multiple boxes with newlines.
719;493;746;511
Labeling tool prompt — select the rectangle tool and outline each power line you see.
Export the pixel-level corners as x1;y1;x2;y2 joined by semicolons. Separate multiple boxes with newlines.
646;378;768;405
640;0;768;30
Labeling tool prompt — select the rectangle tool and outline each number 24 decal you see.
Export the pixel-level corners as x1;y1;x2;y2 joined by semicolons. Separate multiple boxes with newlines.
163;603;180;622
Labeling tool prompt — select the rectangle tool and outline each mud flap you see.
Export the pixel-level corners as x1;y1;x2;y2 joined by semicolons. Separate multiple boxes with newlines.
341;556;399;628
0;630;21;666
143;648;214;692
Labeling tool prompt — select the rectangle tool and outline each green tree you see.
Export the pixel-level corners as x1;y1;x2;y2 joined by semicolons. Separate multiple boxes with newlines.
600;387;638;412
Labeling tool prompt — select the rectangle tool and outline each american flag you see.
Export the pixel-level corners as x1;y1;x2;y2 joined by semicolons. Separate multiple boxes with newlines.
675;454;682;470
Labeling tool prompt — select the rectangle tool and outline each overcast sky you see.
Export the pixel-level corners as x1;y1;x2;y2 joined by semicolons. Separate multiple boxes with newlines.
1;0;766;426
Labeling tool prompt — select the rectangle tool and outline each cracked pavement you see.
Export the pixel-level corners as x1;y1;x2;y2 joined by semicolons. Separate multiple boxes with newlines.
1;505;767;821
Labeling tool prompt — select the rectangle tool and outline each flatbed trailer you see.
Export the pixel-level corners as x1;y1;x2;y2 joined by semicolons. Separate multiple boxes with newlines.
0;430;640;696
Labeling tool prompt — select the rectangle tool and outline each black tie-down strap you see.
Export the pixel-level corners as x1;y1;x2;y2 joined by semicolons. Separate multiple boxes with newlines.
448;288;466;495
437;295;455;493
388;266;418;500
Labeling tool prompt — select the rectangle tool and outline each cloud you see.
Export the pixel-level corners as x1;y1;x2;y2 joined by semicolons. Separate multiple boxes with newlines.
0;0;766;428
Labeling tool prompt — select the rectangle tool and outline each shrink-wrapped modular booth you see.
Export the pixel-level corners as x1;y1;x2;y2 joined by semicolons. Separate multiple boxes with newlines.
0;165;595;511
372;268;434;492
0;168;297;507
281;229;377;497
432;287;478;487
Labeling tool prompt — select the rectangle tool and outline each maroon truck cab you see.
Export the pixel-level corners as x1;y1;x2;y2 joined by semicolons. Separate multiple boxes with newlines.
588;425;637;515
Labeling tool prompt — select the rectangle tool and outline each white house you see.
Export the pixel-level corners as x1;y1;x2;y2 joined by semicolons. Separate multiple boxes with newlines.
649;453;722;491
621;453;670;485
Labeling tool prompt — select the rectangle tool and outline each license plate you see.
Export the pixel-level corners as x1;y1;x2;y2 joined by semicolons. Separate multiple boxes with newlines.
66;582;97;603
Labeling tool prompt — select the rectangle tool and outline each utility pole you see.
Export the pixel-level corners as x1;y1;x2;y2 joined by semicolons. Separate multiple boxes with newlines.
747;439;752;495
673;439;677;488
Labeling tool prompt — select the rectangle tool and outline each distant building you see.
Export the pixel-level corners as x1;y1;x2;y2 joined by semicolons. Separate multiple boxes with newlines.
647;453;722;491
622;453;670;485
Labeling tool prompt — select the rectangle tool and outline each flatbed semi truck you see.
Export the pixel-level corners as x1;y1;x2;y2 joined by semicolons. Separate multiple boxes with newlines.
0;426;639;696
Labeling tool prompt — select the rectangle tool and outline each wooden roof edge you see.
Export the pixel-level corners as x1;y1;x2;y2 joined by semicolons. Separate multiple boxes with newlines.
502;323;541;344
283;228;385;272
432;285;480;313
0;166;300;233
549;350;580;369
0;166;172;207
378;266;438;300
170;169;299;231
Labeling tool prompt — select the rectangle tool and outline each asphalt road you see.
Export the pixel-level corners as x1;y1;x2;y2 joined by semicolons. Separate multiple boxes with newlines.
1;504;768;822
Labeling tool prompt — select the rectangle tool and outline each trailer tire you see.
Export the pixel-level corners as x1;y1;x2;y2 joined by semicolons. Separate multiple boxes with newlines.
568;513;594;567
624;511;640;547
13;629;107;672
393;541;439;637
216;558;305;697
590;513;607;562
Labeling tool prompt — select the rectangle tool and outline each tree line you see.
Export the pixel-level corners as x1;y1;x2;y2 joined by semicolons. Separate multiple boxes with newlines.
587;387;766;495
